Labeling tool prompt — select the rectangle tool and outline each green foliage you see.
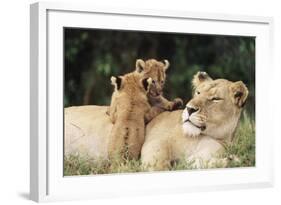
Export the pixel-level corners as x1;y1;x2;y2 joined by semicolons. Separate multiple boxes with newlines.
64;114;255;175
64;29;255;117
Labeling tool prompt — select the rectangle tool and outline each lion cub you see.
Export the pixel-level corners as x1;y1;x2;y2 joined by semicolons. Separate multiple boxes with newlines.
107;59;183;122
108;72;155;159
135;59;183;116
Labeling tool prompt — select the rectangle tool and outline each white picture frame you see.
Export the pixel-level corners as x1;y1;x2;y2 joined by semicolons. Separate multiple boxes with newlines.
30;2;274;202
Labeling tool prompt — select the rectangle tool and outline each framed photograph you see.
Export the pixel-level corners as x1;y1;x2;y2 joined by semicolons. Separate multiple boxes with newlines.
30;2;274;202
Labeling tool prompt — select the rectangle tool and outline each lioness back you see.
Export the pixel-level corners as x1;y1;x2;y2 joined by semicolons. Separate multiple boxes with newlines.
64;106;112;158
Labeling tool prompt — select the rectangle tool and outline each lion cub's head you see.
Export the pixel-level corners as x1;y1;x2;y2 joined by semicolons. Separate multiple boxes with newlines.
182;71;249;141
111;74;152;94
135;59;169;97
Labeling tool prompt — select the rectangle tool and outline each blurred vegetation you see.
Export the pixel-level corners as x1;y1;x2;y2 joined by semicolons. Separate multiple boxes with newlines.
64;28;255;117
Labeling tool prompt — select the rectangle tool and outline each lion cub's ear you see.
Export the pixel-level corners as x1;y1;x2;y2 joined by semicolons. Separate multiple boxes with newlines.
136;59;146;73
192;71;213;88
229;81;249;107
141;77;152;92
111;76;122;91
161;59;170;71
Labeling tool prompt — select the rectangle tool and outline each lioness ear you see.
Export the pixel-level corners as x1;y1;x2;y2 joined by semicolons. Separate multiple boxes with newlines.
192;71;212;88
229;81;249;107
141;77;152;92
161;59;170;71
136;59;145;73
111;76;122;90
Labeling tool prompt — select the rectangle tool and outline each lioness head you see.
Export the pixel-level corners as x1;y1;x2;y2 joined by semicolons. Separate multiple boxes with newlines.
135;59;169;97
182;71;249;141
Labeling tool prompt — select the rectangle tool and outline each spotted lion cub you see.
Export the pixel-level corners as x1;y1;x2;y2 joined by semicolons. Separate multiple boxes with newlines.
135;59;183;117
108;72;156;159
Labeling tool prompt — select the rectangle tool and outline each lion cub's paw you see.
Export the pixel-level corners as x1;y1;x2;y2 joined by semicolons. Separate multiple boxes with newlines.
172;98;183;110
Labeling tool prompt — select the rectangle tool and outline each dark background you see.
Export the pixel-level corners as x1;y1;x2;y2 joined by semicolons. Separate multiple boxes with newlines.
64;28;255;117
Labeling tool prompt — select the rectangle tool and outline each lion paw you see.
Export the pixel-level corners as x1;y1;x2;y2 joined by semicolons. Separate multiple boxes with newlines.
172;98;183;110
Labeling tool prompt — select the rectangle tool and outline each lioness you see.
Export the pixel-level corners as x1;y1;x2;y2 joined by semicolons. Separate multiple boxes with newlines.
141;71;249;170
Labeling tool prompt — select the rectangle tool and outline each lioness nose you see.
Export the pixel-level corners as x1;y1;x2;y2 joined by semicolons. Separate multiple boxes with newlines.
186;106;198;116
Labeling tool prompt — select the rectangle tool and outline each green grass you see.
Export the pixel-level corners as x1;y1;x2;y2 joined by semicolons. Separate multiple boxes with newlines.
64;155;144;176
223;112;255;168
64;112;255;176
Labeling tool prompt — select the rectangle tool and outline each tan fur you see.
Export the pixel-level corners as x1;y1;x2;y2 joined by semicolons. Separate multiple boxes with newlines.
141;71;249;170
64;72;248;170
64;106;111;159
107;73;155;160
135;59;183;114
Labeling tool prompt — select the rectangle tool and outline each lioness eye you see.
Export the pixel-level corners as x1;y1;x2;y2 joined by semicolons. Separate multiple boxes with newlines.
211;97;222;101
152;80;156;84
196;91;200;95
